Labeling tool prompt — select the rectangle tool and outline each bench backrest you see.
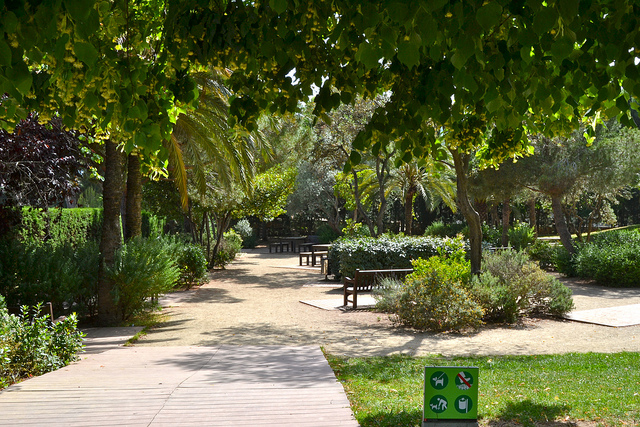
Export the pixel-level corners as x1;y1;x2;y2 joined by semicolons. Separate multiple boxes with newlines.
352;268;413;291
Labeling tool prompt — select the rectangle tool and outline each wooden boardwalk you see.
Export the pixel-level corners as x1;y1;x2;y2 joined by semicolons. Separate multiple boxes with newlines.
0;346;359;426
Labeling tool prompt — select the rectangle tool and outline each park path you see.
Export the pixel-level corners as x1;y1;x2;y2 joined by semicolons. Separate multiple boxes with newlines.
3;247;640;426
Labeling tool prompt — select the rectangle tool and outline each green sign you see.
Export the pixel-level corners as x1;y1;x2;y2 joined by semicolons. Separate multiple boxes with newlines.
423;366;479;423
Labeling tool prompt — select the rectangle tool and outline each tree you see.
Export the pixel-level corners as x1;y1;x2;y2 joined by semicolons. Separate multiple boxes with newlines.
388;159;457;235
5;1;640;310
0;115;89;209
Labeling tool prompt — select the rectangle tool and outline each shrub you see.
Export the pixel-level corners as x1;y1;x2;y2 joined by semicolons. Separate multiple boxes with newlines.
17;207;102;247
482;225;501;246
554;245;579;277
233;219;257;249
470;250;574;323
573;229;640;287
341;219;370;238
329;235;466;280
508;222;536;250
177;244;208;288
107;237;181;320
424;220;467;238
526;239;557;270
377;254;483;332
141;211;166;238
0;239;99;318
213;230;243;268
317;223;341;243
1;300;84;390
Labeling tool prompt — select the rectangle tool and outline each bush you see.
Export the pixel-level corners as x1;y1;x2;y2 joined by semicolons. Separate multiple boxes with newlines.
329;235;466;280
17;207;102;247
141;211;166;238
526;240;557;270
470;250;574;323
424;220;467;238
482;225;501;246
233;219;257;249
1;300;84;390
177;244;208;288
213;230;243;268
107;237;181;320
317;223;341;243
341;219;370;238
554;245;579;277
0;239;99;318
573;229;640;287
508;222;536;250
376;254;483;332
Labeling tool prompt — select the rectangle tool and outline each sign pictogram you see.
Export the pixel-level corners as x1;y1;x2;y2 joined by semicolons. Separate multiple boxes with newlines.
423;366;478;426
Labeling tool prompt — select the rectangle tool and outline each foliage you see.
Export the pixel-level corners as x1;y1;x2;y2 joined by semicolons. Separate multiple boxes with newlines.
233;219;257;249
554;245;579;277
471;251;574;323
330;235;466;280
508;222;536;251
107;237;181;321
141;211;166;238
526;239;557;270
341;219;370;239
327;352;640;427
317;223;341;244
378;254;483;332
212;230;243;268
176;244;208;289
0;239;100;318
573;229;640;287
0;115;90;208
482;224;502;246
17;207;103;247
239;165;297;222
1;300;84;390
424;221;467;238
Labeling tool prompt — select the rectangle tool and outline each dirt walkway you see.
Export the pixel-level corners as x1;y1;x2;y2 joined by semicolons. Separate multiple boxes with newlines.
137;248;640;357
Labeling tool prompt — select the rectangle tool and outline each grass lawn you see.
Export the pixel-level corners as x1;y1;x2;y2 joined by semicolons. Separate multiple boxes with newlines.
327;352;640;427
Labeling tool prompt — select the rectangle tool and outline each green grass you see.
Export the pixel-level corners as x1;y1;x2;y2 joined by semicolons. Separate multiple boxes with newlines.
326;352;640;427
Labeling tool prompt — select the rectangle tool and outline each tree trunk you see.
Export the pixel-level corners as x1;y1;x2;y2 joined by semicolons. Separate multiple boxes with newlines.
451;149;482;274
352;169;376;237
501;197;511;247
551;195;575;254
124;153;142;241
375;156;389;236
404;190;415;235
97;140;124;325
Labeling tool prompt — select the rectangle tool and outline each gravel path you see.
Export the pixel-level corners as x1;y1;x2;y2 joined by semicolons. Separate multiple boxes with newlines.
136;248;640;357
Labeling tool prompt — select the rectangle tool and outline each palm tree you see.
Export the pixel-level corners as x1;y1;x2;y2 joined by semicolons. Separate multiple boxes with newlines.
388;159;457;235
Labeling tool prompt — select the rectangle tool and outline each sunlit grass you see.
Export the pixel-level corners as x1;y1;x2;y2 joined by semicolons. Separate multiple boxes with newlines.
327;352;640;427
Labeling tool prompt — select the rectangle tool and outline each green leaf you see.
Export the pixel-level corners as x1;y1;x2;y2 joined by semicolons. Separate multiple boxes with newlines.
451;42;475;70
74;41;98;69
356;42;382;69
533;7;558;36
397;41;420;69
84;91;99;110
64;0;95;22
476;3;502;32
3;11;18;33
269;0;287;15
6;63;32;96
551;36;574;60
349;151;362;165
0;40;11;66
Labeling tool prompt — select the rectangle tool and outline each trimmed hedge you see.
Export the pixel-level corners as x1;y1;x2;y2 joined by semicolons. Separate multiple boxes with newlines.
17;207;102;247
328;235;465;279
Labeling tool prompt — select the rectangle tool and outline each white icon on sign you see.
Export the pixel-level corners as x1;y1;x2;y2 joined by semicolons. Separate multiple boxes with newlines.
430;397;448;411
458;397;469;413
432;373;445;387
456;371;472;390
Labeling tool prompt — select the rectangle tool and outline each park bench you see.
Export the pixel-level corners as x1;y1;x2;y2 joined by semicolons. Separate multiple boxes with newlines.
343;268;413;309
299;250;328;266
268;240;290;253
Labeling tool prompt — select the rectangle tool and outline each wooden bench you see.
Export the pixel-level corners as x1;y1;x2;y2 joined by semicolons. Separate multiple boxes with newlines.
269;240;290;253
299;251;328;266
343;268;413;309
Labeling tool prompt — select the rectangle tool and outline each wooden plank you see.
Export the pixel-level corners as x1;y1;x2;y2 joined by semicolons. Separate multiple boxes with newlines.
0;346;358;426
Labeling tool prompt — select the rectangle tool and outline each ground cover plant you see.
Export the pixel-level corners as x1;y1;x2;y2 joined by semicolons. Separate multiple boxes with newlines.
0;296;84;390
327;352;640;427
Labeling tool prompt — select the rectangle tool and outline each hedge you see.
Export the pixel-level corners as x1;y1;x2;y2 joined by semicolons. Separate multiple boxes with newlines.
328;235;465;279
17;207;102;247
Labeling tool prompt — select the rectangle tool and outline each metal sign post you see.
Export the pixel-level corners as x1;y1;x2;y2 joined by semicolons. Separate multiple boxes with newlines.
423;366;479;427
